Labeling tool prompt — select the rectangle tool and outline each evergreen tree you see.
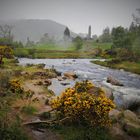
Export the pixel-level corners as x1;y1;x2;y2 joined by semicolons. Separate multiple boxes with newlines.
64;27;70;37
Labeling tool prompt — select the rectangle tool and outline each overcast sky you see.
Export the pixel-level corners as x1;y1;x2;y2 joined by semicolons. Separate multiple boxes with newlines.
0;0;140;35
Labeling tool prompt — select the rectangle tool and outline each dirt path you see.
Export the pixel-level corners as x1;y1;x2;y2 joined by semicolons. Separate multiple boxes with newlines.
21;79;62;140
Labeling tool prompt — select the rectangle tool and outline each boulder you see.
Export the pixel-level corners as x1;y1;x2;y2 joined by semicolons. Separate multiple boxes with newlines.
102;87;114;99
64;72;77;79
123;110;140;123
109;109;122;120
107;76;123;86
121;110;140;136
60;82;70;86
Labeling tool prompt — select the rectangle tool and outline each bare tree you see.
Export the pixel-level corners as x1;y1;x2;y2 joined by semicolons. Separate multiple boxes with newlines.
0;24;13;41
132;9;140;25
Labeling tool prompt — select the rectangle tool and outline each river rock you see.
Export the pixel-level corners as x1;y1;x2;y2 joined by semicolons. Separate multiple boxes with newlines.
55;71;62;76
102;87;114;99
44;80;52;86
60;82;70;86
109;109;122;120
64;72;77;79
121;110;140;133
57;77;64;81
62;76;67;80
123;110;140;123
107;76;123;86
36;81;43;85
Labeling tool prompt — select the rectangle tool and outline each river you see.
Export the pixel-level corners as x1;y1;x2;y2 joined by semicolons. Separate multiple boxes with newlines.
18;58;140;107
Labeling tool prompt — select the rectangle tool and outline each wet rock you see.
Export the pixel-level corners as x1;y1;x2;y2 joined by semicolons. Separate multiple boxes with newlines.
121;110;140;135
102;87;114;99
36;81;43;85
57;77;64;81
120;69;124;72
61;82;70;86
107;76;123;86
55;71;61;76
109;109;122;120
44;80;52;86
64;72;77;79
123;110;139;123
62;76;67;80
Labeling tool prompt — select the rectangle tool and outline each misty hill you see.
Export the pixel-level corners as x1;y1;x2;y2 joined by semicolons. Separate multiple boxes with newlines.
0;19;76;43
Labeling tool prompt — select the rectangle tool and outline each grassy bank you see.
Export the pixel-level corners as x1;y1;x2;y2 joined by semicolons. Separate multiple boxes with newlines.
14;48;96;58
92;60;140;74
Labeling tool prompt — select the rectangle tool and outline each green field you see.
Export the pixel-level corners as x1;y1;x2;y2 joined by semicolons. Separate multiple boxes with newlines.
14;41;112;59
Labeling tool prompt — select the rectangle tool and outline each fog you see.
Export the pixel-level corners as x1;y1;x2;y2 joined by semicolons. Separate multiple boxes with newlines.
0;0;140;35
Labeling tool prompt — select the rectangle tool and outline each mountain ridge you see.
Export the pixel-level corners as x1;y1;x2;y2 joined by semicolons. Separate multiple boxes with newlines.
0;19;76;43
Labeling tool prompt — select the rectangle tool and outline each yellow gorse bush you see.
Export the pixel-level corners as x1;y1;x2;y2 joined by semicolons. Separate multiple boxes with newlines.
9;79;24;94
51;80;115;127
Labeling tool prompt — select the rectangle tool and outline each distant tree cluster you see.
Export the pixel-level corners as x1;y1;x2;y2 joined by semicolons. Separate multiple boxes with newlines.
99;27;112;43
98;9;140;61
73;36;83;50
0;24;24;48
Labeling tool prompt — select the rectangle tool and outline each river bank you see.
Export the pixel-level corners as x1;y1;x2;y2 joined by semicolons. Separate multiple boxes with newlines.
92;60;140;75
1;58;140;140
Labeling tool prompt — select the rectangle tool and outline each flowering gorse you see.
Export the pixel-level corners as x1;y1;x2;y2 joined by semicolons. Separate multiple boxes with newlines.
9;79;24;94
51;81;115;127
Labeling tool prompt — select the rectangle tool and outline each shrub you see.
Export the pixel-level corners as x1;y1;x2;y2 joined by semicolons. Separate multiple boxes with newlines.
40;112;51;119
0;71;11;96
14;48;29;57
0;71;10;89
0;120;29;140
0;98;28;140
51;81;115;127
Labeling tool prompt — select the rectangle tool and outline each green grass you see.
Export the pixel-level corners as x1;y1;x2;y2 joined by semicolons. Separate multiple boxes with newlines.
14;41;112;59
126;128;140;137
50;125;112;140
35;43;76;51
92;60;140;74
82;41;112;51
21;105;37;115
92;42;112;50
